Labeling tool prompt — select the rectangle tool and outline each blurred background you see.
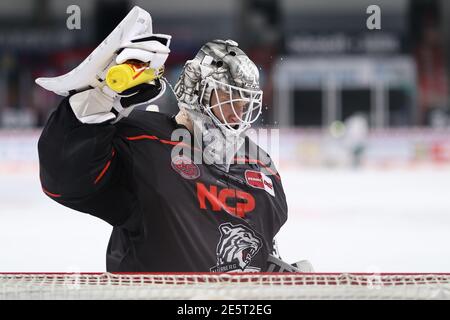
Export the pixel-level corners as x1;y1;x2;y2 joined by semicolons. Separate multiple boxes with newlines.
1;0;449;272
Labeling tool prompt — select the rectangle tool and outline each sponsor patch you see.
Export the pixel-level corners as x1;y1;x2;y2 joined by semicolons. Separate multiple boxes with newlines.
245;170;275;197
171;155;200;180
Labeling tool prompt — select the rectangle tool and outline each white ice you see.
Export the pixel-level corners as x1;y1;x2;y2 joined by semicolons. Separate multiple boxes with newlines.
278;166;450;273
1;166;450;272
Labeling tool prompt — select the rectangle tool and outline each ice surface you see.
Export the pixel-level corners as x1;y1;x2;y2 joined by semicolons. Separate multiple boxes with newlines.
1;166;450;272
277;166;450;272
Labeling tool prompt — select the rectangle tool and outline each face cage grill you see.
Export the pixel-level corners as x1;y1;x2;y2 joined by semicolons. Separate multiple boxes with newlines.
199;77;263;135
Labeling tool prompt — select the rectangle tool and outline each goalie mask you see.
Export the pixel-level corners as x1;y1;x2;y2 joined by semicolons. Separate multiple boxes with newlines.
173;40;263;172
174;39;263;136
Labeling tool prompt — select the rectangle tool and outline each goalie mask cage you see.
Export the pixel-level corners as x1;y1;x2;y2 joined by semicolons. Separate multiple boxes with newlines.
1;273;450;300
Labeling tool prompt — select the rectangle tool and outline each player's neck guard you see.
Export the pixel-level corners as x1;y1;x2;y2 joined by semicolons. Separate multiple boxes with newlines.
185;107;246;173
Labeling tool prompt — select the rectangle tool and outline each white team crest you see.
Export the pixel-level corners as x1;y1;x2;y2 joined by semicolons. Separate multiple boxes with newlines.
244;170;275;197
210;223;262;272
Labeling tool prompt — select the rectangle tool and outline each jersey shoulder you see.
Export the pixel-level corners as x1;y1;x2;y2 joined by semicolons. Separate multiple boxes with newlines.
117;109;178;139
244;135;272;163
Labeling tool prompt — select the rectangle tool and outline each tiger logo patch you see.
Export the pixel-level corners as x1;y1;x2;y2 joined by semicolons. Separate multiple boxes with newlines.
210;223;262;272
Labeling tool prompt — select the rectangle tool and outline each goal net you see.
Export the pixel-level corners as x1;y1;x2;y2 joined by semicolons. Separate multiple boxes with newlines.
1;273;450;300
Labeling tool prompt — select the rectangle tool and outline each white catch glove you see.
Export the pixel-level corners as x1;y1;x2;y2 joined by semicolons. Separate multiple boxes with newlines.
69;34;170;124
35;6;171;124
69;76;167;124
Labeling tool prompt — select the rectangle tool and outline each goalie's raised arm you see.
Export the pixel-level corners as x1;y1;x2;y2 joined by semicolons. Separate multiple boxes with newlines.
37;6;171;226
38;97;134;226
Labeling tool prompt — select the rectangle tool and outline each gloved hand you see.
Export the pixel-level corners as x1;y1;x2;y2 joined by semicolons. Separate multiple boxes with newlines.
69;69;166;124
68;32;171;124
36;7;171;124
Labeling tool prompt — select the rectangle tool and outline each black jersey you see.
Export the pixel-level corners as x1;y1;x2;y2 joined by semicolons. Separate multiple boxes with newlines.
38;97;288;272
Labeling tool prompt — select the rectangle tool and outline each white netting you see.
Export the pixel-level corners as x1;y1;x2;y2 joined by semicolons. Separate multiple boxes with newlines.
1;273;450;300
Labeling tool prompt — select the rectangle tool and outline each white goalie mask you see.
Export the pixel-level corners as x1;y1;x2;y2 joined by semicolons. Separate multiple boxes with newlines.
174;39;263;136
172;40;263;172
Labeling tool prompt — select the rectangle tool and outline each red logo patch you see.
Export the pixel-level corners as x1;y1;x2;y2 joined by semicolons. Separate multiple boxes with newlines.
196;182;255;218
245;171;265;189
245;170;275;197
171;155;200;180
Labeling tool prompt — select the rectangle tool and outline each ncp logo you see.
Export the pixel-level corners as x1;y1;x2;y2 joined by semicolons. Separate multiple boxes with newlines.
196;182;255;218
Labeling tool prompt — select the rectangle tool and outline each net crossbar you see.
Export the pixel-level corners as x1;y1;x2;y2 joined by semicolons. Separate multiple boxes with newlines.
1;273;450;300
